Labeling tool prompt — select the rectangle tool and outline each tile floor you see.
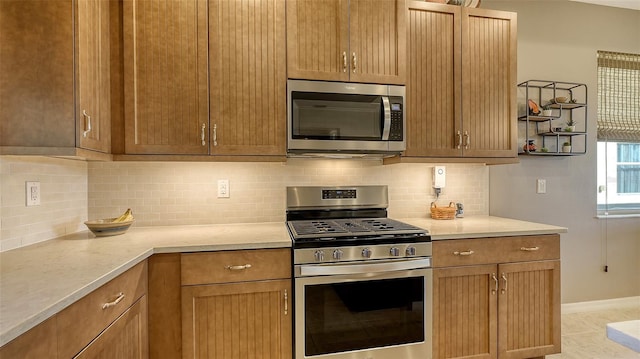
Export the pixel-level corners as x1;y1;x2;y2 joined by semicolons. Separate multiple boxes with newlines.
547;306;640;358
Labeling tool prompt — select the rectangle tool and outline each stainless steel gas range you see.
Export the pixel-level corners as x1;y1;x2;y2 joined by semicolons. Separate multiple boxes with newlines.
286;186;432;359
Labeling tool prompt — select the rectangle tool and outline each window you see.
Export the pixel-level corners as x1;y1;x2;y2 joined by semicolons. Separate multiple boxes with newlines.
596;51;640;216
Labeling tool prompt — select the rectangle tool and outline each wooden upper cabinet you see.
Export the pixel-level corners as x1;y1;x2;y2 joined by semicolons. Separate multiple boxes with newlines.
404;2;516;159
287;0;406;84
0;0;110;159
405;2;460;157
209;0;286;156
77;0;111;153
461;8;517;158
123;0;209;155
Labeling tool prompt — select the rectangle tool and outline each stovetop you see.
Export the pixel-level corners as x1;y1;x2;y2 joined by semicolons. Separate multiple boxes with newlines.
288;218;426;239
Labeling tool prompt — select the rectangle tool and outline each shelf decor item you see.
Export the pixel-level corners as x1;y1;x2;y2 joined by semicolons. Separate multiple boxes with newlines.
528;99;541;115
523;139;537;152
542;103;553;116
565;118;576;132
562;142;572;153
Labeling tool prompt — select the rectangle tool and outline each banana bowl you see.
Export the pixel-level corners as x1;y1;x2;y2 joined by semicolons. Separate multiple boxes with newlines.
84;218;134;237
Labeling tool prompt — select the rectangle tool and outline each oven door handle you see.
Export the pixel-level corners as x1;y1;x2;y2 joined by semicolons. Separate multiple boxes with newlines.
298;258;431;277
381;96;391;140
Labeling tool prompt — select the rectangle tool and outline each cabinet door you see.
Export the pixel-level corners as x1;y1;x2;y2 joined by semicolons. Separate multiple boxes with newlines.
349;0;406;85
74;296;149;359
182;279;292;359
461;8;517;158
209;0;286;156
405;2;461;157
286;0;349;81
433;265;497;359
498;260;561;359
77;0;111;153
123;0;209;155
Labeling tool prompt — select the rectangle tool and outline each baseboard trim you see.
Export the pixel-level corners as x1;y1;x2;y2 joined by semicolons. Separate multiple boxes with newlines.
562;296;640;314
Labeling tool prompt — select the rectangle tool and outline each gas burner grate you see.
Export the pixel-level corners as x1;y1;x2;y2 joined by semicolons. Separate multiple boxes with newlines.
287;218;426;240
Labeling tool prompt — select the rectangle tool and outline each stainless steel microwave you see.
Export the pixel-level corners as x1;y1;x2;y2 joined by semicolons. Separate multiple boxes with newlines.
287;80;406;157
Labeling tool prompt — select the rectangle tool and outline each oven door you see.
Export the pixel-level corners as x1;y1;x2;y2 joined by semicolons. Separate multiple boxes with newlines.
295;259;432;359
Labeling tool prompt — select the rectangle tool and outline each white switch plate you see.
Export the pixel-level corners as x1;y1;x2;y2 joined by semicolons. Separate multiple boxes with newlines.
536;179;546;194
217;179;230;198
26;181;41;206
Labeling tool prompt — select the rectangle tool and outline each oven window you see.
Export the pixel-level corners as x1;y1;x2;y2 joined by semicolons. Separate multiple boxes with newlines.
304;276;424;356
291;93;383;140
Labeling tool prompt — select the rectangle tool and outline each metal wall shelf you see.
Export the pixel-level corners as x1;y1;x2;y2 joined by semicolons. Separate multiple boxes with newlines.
518;80;587;156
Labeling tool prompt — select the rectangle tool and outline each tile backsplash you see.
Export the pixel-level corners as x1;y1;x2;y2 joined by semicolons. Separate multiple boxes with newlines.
1;157;488;251
0;156;88;251
89;159;488;226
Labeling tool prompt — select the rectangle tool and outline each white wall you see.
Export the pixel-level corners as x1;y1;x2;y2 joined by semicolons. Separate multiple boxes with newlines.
483;0;640;303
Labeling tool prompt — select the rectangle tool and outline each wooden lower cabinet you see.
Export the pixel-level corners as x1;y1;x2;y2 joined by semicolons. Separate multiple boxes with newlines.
432;235;561;359
75;296;149;359
182;279;292;359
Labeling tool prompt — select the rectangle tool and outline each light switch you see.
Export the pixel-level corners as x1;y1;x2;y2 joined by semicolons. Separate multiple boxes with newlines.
536;179;546;194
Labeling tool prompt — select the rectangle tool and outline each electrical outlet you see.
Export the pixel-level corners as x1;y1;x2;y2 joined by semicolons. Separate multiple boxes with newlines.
217;179;230;198
536;179;546;194
26;181;41;206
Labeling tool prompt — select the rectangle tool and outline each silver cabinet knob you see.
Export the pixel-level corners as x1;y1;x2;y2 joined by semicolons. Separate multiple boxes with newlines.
362;248;372;258
390;247;400;256
314;250;325;262
332;249;344;260
406;246;417;256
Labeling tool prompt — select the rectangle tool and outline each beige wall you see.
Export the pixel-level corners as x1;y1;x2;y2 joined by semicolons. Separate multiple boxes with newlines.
483;0;640;302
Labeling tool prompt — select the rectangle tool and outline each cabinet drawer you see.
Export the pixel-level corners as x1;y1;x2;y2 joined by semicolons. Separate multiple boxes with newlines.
181;248;291;285
433;234;560;268
57;261;147;358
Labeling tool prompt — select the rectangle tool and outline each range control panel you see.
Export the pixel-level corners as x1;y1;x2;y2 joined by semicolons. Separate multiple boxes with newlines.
322;189;357;199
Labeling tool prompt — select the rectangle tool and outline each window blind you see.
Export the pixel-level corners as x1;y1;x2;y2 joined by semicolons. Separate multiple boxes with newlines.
597;50;640;142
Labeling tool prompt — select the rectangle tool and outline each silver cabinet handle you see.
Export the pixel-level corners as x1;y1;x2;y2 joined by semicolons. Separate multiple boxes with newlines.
284;289;288;315
342;51;347;73
520;246;540;251
213;123;218;146
491;273;498;295
225;264;252;271
201;123;206;146
82;110;92;138
456;131;462;149
352;52;357;73
453;250;474;256
102;292;125;309
464;130;470;149
501;273;508;294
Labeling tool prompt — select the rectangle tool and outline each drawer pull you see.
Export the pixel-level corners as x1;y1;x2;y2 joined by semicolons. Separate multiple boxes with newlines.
520;246;540;252
453;250;474;256
102;292;125;309
225;264;252;271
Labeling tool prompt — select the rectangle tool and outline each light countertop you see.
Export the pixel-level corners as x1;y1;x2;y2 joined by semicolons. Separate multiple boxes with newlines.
0;216;566;347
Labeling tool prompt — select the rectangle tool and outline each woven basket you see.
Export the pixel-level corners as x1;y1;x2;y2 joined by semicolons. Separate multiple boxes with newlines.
430;202;457;220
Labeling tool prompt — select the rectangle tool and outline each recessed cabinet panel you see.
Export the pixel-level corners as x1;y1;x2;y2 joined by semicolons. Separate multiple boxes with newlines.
406;2;461;157
123;0;209;154
209;0;286;156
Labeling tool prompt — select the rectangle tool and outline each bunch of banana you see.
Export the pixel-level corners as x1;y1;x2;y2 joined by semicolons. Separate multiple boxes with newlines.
112;208;134;223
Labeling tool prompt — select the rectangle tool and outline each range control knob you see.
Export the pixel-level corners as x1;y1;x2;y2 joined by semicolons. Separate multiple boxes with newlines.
390;247;400;256
314;250;325;262
362;247;372;258
406;246;417;256
332;249;344;260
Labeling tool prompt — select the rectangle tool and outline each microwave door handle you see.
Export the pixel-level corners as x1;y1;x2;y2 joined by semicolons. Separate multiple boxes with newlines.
382;96;391;140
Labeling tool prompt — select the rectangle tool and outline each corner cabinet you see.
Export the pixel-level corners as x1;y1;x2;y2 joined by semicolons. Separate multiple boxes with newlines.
518;80;587;156
404;2;517;160
122;0;286;158
180;249;292;359
286;0;406;85
432;235;561;359
0;0;111;159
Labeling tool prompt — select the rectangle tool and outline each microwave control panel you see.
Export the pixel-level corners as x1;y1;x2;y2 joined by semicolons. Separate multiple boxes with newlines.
389;98;403;141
